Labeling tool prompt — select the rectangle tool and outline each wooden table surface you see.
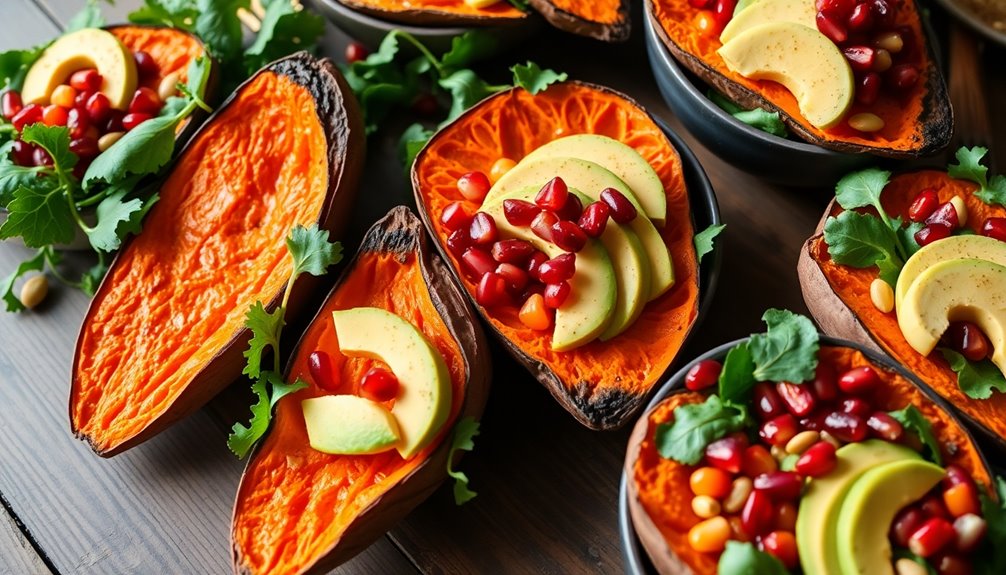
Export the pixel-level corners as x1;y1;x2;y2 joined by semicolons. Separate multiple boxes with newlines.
1;1;1004;573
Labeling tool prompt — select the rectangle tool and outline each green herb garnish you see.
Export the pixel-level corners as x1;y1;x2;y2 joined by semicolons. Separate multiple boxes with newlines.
940;349;1006;401
948;146;1006;207
888;404;942;465
446;416;481;505
708;90;788;138
693;223;725;264
655;394;750;465
718;541;789;575
975;477;1006;575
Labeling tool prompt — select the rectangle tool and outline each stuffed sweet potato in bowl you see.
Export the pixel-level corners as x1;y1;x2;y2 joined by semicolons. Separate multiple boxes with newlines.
622;311;1001;575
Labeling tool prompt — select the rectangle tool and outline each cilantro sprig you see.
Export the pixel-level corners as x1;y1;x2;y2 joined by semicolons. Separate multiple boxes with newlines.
940;350;1006;401
718;541;789;575
693;223;725;264
707;90;788;138
976;477;1006;575
887;404;942;465
227;224;343;458
948;146;1006;206
446;416;481;505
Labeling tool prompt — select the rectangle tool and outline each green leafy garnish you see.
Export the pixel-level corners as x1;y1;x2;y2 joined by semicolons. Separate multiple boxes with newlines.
718;541;789;575
975;477;1006;575
888;404;942;465
227;372;307;459
446;416;481;505
707;90;788;138
718;341;756;403
748;309;819;383
655;395;749;465
67;0;105;32
693;223;725;264
243;0;324;75
511;61;568;95
948;146;1006;207
241;301;285;380
0;248;46;312
941;349;1006;400
892;550;937;575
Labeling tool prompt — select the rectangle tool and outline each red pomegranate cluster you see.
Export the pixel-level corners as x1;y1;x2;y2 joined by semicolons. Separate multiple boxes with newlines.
307;350;401;402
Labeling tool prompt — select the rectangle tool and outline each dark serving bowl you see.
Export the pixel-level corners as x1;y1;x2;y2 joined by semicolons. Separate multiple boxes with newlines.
642;12;874;188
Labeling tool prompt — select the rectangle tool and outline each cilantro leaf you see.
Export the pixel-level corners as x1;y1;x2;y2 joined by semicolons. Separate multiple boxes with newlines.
694;223;725;264
447;416;480;505
86;191;145;252
718;342;756;403
440;32;498;70
655;395;749;464
511;61;567;95
824;210;902;269
834;167;891;212
287;224;343;279
0;249;46;312
242;301;285;379
227;371;306;459
0;183;75;247
748;309;819;383
0;160;47;208
399;123;434;169
0;46;46;91
976;479;1006;575
888;404;943;465
67;0;105;32
128;0;200;28
194;0;248;62
83;115;178;186
941;349;1006;400
79;258;108;296
719;541;789;575
21;124;77;172
243;0;324;75
949;146;1006;207
707;91;787;137
438;69;498;124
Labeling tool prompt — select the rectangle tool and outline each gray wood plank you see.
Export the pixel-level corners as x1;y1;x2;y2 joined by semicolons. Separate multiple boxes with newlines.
0;501;52;575
0;0;60;50
35;0;134;28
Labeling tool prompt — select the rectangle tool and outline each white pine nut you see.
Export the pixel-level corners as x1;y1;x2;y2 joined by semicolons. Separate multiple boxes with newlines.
895;558;929;575
722;477;753;514
158;71;182;102
849;113;886;133
786;430;821;455
98;131;125;152
20;274;47;309
870;278;895;313
691;495;722;519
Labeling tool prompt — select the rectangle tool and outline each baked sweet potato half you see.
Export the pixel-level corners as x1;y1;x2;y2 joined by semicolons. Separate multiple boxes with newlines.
799;166;1006;447
70;52;364;456
412;81;706;430
625;333;997;574
231;206;491;574
335;0;528;26
527;0;631;41
645;0;952;157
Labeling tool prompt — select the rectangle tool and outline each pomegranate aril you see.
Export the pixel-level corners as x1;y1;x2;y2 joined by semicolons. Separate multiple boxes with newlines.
85;92;111;124
461;247;495;278
926;201;960;228
1;90;22;119
50;85;76;109
307;350;338;391
869;0;894;27
556;193;583;222
688;0;714;7
942;321;991;362
856;72;882;106
361;367;399;402
122;112;152;131
69;137;99;160
776;382;816;417
809;363;838;402
704;434;745;473
795;441;837;477
103;109;125;133
889;64;920;90
909;518;957;557
10;140;34;166
69;69;102;92
469;212;498;246
526;251;549;277
535;177;569;211
519;293;552;331
915;222;953;247
440;201;470;232
754;382;786;420
866;411;903;441
32;147;52;167
817;11;849;43
476;272;510;307
129;87;162;115
824;410;868;442
953;513;987;552
762;530;799;570
134;50;160;80
742;444;778;477
892;507;927;547
447;228;473;256
66;107;89;139
942;465;976;490
712;0;737;31
530;210;558;243
42;105;68;127
550;220;587;252
847;2;872;30
922;494;952;519
840;397;871;418
909;188;940;222
838;366;879;394
843;46;876;72
760;414;799;447
543;281;570;309
800;413;827;431
933;554;973;575
457;171;491;202
503;199;540;226
345;41;369;63
578;201;610;238
741;490;775;536
600;188;637;223
495;263;528;293
686;359;723;392
753;471;803;501
11;103;42;132
537;253;576;283
492;239;535;264
981;217;1006;242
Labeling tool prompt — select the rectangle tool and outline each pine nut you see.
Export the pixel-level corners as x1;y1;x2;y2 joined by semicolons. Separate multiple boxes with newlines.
98;131;125;152
875;31;904;53
691;495;722;519
820;430;842;448
895;558;929;575
20;274;47;309
786;430;821;455
950;195;968;227
771;444;788;461
722;477;753;514
158;70;182;102
870;278;895;313
849;113;885;133
873;48;893;72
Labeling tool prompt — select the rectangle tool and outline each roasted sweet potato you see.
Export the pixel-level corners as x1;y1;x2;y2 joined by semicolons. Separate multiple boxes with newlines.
412;82;701;430
625;343;995;574
528;0;630;41
71;53;365;456
336;0;528;26
231;207;491;574
799;170;1006;445
646;0;952;157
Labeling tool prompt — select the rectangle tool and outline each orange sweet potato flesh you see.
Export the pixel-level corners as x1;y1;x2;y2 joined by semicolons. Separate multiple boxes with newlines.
72;71;331;455
338;0;526;25
807;170;1006;442
627;346;993;575
109;25;205;89
413;82;699;429
647;0;950;156
528;0;631;41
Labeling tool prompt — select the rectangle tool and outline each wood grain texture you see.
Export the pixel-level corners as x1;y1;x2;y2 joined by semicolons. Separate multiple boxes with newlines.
0;0;59;50
0;502;52;575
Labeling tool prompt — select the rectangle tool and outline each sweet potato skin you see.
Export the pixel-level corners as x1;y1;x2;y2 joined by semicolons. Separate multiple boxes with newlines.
527;0;631;41
336;0;527;26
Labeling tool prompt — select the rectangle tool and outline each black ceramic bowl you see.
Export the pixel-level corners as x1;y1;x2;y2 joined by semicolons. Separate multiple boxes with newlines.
641;11;874;188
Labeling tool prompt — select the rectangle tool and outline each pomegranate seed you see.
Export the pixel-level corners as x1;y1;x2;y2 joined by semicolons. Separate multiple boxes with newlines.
926;201;960;228
943;465;976;490
104;109;125;133
360;367;399;402
128;87;162;115
66;107;89;139
1;90;22;119
69;137;99;160
893;508;928;546
307;350;338;391
753;471;803;501
41;105;68;127
942;321;991;362
461;248;495;279
953;513;987;552
550;220;587;252
742;444;778;477
556;193;583;222
810;363;838;402
923;494;952;519
824;410;868;442
503;199;540;226
686;359;723;391
838;366;879;394
741;490;775;536
840;397;871;418
689;0;714;7
907;188;941;222
843;46;877;72
776;382;816;417
32;146;52;167
817;11;849;43
11;103;42;131
800;413;827;431
530;211;558;243
712;0;737;31
760;414;799;447
520;282;545;302
915;222;954;247
440;201;470;231
535;177;569;211
856;72;882;106
491;239;535;264
817;0;856;16
84;92;112;125
457;171;491;202
134;50;160;80
495;263;528;293
754;382;786;420
909;518;957;557
600;188;637;223
447;228;473;256
776;502;798;532
469;212;498;246
866;411;903;441
578;201;610;238
526;251;549;277
870;0;894;27
889;64;919;90
704;434;746;473
122;112;152;131
74;88;92;109
537;253;576;283
795;441;837;477
933;554;973;575
476;272;510;307
10;140;34;166
345;41;369;63
762;531;799;569
543;281;570;308
944;483;980;518
69;69;102;92
847;2;873;30
982;217;1006;242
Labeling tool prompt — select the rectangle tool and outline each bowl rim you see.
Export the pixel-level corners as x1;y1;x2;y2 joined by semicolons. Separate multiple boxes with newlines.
930;0;1006;48
309;0;530;36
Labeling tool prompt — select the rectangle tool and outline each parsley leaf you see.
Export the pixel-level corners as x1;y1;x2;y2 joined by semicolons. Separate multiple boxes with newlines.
707;91;787;138
194;0;248;62
511;61;567;95
399;122;434;168
439;69;498;124
79;258;108;296
948;146;1006;207
67;0;105;32
440;32;498;69
243;0;324;75
0;159;47;208
227;371;307;458
242;301;285;380
718;541;789;575
0;46;46;91
86;191;146;252
0;183;75;247
748;309;819;383
447;416;480;505
287;224;343;279
718;342;756;403
21;124;77;172
694;223;725;264
888;404;943;465
128;0;200;28
0;248;46;312
941;349;1006;400
655;395;749;465
834;167;891;213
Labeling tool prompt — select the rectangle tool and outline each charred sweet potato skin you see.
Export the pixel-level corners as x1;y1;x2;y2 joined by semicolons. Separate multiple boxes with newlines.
231;207;491;575
337;0;527;26
625;346;994;575
71;53;364;457
528;0;630;41
646;0;951;157
800;171;1006;444
412;82;699;430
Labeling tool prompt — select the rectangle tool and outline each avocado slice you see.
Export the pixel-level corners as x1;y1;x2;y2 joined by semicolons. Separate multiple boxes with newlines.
836;459;945;575
796;440;921;575
302;395;401;455
519;135;668;227
486;157;674;300
720;0;818;44
483;187;617;351
895;234;1006;311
